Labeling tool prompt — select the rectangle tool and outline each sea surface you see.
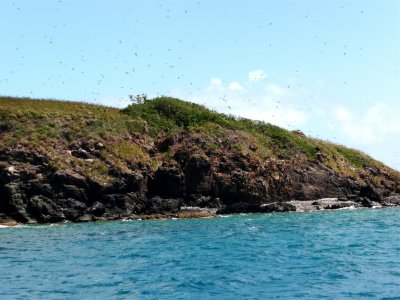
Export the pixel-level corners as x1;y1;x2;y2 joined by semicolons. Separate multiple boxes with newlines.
1;208;400;299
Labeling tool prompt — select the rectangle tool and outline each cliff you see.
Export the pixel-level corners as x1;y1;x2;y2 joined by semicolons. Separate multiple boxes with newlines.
1;96;399;224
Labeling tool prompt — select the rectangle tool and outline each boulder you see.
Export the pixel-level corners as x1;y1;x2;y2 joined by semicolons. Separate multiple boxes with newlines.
385;195;400;205
146;196;181;214
359;185;382;202
76;214;93;222
60;184;88;203
185;194;221;208
85;201;106;217
52;171;88;188
260;202;296;213
360;197;374;208
56;198;87;220
3;183;31;223
71;149;90;159
217;202;262;214
28;195;64;223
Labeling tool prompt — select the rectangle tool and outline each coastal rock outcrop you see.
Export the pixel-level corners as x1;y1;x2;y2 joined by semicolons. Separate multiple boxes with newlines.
1;97;399;224
1;145;399;224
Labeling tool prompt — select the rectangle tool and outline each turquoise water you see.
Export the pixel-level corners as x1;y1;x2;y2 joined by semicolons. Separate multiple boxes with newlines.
1;208;400;299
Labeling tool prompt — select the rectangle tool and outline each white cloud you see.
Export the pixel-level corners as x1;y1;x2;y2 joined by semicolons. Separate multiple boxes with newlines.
265;84;291;96
173;79;309;130
210;77;223;86
170;72;400;170
334;106;351;122
311;107;326;117
332;103;400;145
228;81;244;91
248;70;267;81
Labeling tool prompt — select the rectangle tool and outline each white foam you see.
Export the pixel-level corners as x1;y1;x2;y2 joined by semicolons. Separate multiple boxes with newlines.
337;206;357;210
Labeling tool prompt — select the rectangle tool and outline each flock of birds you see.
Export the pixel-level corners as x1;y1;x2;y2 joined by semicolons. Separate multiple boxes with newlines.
3;1;368;103
2;1;399;159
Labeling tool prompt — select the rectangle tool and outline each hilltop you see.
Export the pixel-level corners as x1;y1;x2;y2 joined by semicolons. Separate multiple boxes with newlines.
1;96;399;224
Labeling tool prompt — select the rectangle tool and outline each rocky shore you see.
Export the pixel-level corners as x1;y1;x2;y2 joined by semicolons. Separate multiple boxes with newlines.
1;97;399;225
1;147;399;225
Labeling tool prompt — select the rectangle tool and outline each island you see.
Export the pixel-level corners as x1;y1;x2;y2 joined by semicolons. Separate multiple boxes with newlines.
1;96;399;225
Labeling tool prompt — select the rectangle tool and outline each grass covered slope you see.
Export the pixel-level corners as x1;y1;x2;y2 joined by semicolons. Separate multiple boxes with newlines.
1;95;399;186
0;96;151;183
0;96;399;223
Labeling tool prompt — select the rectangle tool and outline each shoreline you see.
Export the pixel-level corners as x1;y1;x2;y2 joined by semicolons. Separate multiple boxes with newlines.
2;97;400;228
1;199;399;227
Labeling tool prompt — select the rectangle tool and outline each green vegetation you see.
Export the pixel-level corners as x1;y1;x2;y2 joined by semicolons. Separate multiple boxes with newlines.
123;96;317;158
333;145;374;168
1;95;398;183
0;96;148;181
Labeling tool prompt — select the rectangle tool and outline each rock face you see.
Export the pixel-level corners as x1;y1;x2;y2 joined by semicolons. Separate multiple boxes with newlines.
0;144;399;224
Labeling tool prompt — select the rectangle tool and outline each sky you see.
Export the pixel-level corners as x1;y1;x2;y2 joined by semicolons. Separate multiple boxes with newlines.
1;0;400;169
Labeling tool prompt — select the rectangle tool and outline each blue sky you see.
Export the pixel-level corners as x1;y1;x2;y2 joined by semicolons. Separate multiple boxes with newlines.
1;0;399;169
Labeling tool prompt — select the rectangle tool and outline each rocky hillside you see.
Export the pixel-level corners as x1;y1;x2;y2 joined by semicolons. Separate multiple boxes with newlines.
1;96;400;224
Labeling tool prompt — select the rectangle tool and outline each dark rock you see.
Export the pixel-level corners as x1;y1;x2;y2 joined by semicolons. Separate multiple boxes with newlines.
365;166;379;176
360;197;374;208
327;204;344;210
156;135;175;152
71;149;90;159
56;198;86;220
146;196;181;214
0;213;17;224
217;202;261;214
289;166;359;201
27;195;64;223
182;155;211;194
104;172;147;194
101;193;142;216
213;170;269;205
76;214;93;222
185;194;221;208
316;152;324;161
0;149;48;165
1;123;399;225
385;195;400;205
277;153;286;160
61;184;88;203
128;172;147;194
260;202;296;213
3;183;31;223
94;142;105;150
249;145;258;152
26;181;54;199
148;164;184;198
52;171;88;189
327;201;356;210
359;185;382;202
86;201;106;216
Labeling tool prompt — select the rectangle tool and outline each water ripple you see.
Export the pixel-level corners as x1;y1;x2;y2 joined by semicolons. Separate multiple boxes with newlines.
0;208;399;299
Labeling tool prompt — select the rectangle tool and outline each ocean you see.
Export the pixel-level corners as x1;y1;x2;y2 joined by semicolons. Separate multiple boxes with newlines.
1;208;399;299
